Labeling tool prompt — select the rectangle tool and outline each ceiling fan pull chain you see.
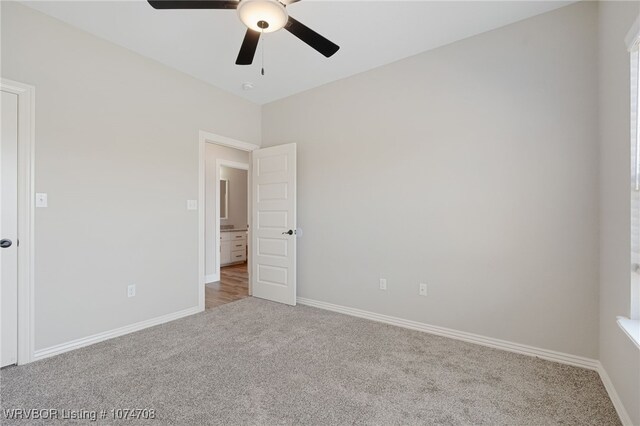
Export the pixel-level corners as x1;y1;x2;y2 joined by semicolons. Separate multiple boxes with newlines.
261;29;265;76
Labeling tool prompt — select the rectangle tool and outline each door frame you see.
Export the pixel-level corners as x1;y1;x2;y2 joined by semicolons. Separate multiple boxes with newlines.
1;78;35;365
198;130;258;311
214;159;249;282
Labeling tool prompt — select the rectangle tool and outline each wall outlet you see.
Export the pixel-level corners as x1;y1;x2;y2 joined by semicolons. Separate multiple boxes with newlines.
419;283;428;296
127;284;136;298
379;278;387;291
186;200;198;210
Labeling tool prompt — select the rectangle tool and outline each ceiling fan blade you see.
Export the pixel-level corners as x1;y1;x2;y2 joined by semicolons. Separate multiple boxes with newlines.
280;0;301;5
236;29;261;65
148;0;238;9
285;16;339;58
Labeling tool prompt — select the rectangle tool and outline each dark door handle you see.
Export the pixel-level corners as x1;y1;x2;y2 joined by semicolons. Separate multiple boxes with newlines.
282;230;294;235
0;239;12;248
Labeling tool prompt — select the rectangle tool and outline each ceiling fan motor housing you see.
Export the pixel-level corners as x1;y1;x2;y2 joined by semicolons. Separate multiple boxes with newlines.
237;0;288;33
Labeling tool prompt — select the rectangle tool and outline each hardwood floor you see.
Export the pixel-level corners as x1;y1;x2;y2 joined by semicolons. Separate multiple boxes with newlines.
205;263;249;309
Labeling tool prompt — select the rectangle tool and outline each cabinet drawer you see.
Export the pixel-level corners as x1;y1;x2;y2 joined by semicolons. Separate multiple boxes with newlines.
230;231;246;241
231;240;246;251
231;249;246;262
221;231;246;241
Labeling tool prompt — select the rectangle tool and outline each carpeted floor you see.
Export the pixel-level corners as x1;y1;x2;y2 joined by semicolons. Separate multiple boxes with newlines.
1;298;619;425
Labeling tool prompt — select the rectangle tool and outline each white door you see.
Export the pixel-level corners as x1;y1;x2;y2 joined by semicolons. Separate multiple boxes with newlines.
251;143;296;305
1;90;19;367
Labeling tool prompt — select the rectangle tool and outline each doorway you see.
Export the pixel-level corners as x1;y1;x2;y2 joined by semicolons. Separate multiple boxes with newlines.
203;139;252;309
206;162;250;309
198;131;298;311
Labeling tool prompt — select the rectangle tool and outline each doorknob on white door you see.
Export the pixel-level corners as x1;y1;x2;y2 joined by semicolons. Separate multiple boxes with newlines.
0;239;12;248
282;230;294;235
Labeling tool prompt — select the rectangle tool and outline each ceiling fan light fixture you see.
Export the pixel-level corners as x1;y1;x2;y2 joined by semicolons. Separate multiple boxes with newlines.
237;0;288;33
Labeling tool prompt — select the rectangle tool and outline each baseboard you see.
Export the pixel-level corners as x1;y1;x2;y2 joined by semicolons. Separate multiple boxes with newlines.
27;297;630;425
204;274;219;284
297;297;599;371
300;297;633;425
33;306;202;361
597;362;634;426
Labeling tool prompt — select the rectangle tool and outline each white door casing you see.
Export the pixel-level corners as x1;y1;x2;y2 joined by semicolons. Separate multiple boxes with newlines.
251;143;296;306
1;90;19;367
198;131;258;310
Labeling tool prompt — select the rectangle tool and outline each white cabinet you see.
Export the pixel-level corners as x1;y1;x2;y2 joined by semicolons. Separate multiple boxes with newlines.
220;230;247;266
220;241;232;265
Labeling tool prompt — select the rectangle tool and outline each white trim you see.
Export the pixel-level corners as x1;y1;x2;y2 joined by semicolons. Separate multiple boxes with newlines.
217;160;251;170
199;130;260;152
626;14;640;52
33;306;201;361
1;79;35;365
297;297;599;370
616;316;640;349
296;297;629;425
204;274;218;284
597;362;634;426
198;133;206;310
198;130;258;308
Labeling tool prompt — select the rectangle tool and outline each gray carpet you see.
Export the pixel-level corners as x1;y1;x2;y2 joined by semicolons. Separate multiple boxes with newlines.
1;298;619;425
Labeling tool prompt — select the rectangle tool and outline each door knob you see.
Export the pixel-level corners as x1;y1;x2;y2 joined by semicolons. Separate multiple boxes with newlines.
0;239;12;248
282;230;294;235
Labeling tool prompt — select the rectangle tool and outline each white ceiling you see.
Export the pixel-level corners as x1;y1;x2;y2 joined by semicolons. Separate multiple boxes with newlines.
23;0;574;105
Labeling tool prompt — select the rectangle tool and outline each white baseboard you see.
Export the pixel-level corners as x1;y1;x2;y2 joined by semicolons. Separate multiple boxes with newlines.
204;274;219;284
26;296;632;425
297;297;599;371
597;362;634;426
297;298;639;423
33;306;202;361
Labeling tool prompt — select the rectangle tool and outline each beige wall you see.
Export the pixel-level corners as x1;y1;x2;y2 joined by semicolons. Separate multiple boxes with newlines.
598;2;640;424
204;144;249;277
263;2;600;358
1;2;261;350
220;166;248;230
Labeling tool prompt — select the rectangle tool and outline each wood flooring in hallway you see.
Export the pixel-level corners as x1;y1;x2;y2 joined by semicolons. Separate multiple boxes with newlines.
205;263;249;309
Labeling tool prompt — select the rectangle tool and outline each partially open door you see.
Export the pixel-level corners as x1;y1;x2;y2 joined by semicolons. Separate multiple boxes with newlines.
251;143;296;306
1;90;19;367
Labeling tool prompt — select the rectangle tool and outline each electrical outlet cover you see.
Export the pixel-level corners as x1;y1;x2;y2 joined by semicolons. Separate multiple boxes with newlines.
419;283;428;296
379;278;387;290
35;193;48;208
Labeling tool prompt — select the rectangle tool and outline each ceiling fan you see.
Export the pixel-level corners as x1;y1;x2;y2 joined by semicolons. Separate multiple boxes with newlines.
148;0;340;66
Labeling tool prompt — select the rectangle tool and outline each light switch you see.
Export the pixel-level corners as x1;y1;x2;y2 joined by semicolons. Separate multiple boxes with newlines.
187;200;198;210
35;193;48;208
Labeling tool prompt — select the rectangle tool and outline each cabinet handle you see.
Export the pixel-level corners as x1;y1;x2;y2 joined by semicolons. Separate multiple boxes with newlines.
235;255;242;258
